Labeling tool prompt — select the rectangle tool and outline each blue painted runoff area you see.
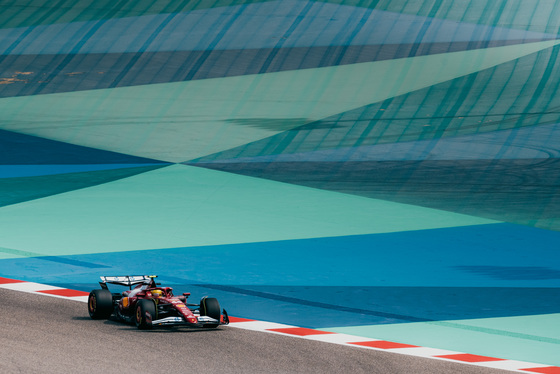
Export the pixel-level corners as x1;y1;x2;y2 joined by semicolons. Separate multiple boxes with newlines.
0;129;166;165
2;223;559;328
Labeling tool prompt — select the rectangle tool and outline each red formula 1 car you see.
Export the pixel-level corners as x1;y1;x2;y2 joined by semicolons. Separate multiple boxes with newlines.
88;275;229;329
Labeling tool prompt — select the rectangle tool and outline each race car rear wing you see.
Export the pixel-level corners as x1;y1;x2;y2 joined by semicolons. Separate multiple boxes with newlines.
99;275;158;290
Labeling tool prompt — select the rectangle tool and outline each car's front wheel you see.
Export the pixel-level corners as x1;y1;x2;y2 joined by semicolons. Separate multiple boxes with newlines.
135;299;157;330
88;289;113;320
199;296;221;328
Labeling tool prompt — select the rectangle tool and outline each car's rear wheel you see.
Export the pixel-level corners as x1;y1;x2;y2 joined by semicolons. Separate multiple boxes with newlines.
136;299;157;330
199;296;221;328
88;289;113;319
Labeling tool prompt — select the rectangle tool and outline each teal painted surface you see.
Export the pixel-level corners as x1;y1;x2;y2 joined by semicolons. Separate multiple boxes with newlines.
0;164;496;259
323;313;560;366
0;164;168;208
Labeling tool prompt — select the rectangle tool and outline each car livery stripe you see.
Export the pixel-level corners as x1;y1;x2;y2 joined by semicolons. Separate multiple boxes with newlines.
1;277;558;374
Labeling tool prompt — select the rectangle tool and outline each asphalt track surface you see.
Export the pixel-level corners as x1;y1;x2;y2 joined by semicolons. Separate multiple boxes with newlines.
1;288;511;374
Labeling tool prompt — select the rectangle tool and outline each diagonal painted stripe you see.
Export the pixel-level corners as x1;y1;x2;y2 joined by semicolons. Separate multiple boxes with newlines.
227;316;255;323
0;282;62;292
481;361;553;371
267;327;335;336
1;41;558;162
228;321;297;331
0;164;498;259
431;321;560;345
521;367;560;374
199;283;432;322
0;164;166;178
0;247;111;267
302;333;380;345
436;353;505;363
0;0;268;29
1;1;555;55
388;347;460;358
349;340;419;349
0;276;25;284
37;289;89;297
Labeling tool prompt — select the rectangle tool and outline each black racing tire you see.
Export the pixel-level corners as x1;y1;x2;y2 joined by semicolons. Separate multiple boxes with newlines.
88;289;113;320
135;299;157;330
199;296;221;328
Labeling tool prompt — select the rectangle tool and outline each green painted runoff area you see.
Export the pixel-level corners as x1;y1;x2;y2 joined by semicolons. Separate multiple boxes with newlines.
0;164;497;259
323;313;560;366
1;40;558;162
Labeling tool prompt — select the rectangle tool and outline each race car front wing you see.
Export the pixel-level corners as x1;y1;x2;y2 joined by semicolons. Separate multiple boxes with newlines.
151;311;229;327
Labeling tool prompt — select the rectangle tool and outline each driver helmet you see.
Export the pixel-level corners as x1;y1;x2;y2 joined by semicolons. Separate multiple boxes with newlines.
151;289;163;298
